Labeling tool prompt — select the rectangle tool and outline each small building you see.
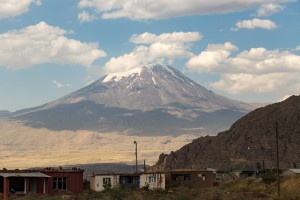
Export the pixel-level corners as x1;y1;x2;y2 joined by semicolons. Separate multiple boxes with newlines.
140;172;165;189
90;173;141;191
119;173;140;189
166;169;213;188
229;165;266;179
90;172;165;191
41;167;84;195
207;168;232;181
0;168;84;200
282;169;300;177
89;174;119;191
0;170;49;200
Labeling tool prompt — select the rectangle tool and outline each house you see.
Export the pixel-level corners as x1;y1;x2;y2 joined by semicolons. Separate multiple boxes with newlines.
166;169;214;188
0;170;50;200
229;165;266;179
0;168;84;200
41;167;84;195
90;173;141;191
90;170;213;191
118;173;140;189
140;172;165;189
89;174;119;191
90;172;165;191
282;169;300;177
207;168;232;181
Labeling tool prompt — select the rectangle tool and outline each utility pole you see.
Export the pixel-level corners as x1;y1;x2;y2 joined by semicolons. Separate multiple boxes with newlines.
248;146;257;178
276;122;280;197
134;141;138;173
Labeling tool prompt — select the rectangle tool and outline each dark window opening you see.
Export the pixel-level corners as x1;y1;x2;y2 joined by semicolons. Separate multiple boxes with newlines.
119;176;139;184
9;177;25;192
53;177;67;190
171;174;191;181
0;177;3;193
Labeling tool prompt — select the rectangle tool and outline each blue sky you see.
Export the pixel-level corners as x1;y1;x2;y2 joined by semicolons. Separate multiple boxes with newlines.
0;0;299;111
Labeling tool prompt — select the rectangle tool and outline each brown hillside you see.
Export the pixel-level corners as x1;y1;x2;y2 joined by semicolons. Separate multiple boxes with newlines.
151;95;300;171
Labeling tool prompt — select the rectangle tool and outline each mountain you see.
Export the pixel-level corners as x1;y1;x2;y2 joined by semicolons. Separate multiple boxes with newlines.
0;110;10;118
12;64;255;136
150;95;300;170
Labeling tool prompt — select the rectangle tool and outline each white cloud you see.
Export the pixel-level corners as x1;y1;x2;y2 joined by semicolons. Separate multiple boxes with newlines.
103;32;201;74
52;80;72;88
84;76;96;85
78;10;95;23
130;32;201;44
187;42;238;73
78;0;295;20
235;18;277;30
256;3;285;16
278;94;296;102
0;0;41;19
211;73;288;94
187;44;300;74
211;72;300;101
187;43;300;98
228;48;300;74
0;22;106;70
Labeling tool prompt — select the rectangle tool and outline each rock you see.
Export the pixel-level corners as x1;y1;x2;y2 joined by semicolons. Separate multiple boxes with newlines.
150;95;300;170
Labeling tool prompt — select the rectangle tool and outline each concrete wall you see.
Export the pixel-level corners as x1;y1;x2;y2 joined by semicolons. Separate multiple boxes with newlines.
90;175;119;192
140;173;165;190
282;170;299;177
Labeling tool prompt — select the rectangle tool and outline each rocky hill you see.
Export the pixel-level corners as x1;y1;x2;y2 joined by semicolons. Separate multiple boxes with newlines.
151;95;300;170
11;64;254;136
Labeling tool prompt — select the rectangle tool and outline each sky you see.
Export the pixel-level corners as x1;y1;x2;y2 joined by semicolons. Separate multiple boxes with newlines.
0;0;300;111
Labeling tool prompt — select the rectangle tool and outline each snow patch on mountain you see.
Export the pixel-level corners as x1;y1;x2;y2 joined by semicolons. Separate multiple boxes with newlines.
102;67;143;83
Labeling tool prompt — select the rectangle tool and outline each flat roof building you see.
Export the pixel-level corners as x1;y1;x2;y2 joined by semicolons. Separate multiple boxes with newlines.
0;168;84;200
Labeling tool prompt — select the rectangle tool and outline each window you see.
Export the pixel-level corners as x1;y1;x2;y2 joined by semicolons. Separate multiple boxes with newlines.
9;177;24;192
148;176;156;183
103;177;111;189
171;174;191;181
198;174;206;181
53;177;67;189
103;178;111;184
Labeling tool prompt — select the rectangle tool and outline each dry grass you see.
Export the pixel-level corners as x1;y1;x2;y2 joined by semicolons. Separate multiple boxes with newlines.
9;177;300;200
280;176;300;200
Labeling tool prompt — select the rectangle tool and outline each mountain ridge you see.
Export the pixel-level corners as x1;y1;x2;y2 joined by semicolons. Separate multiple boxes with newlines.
150;95;300;170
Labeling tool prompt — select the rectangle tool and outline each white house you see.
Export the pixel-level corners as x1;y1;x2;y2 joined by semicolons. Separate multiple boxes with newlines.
140;173;165;190
282;169;300;177
89;174;119;191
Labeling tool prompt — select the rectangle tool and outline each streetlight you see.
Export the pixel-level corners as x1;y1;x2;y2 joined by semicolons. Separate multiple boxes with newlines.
134;141;137;173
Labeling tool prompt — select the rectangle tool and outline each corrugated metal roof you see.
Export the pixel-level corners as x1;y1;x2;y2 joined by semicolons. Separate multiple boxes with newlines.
0;172;50;178
289;169;300;174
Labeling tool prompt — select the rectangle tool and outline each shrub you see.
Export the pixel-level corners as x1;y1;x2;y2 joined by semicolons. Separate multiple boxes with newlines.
175;195;190;200
262;171;277;184
105;186;127;200
103;182;112;190
142;183;150;191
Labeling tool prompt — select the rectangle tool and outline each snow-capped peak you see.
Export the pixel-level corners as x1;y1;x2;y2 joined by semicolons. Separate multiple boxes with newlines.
102;63;179;83
102;66;143;83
